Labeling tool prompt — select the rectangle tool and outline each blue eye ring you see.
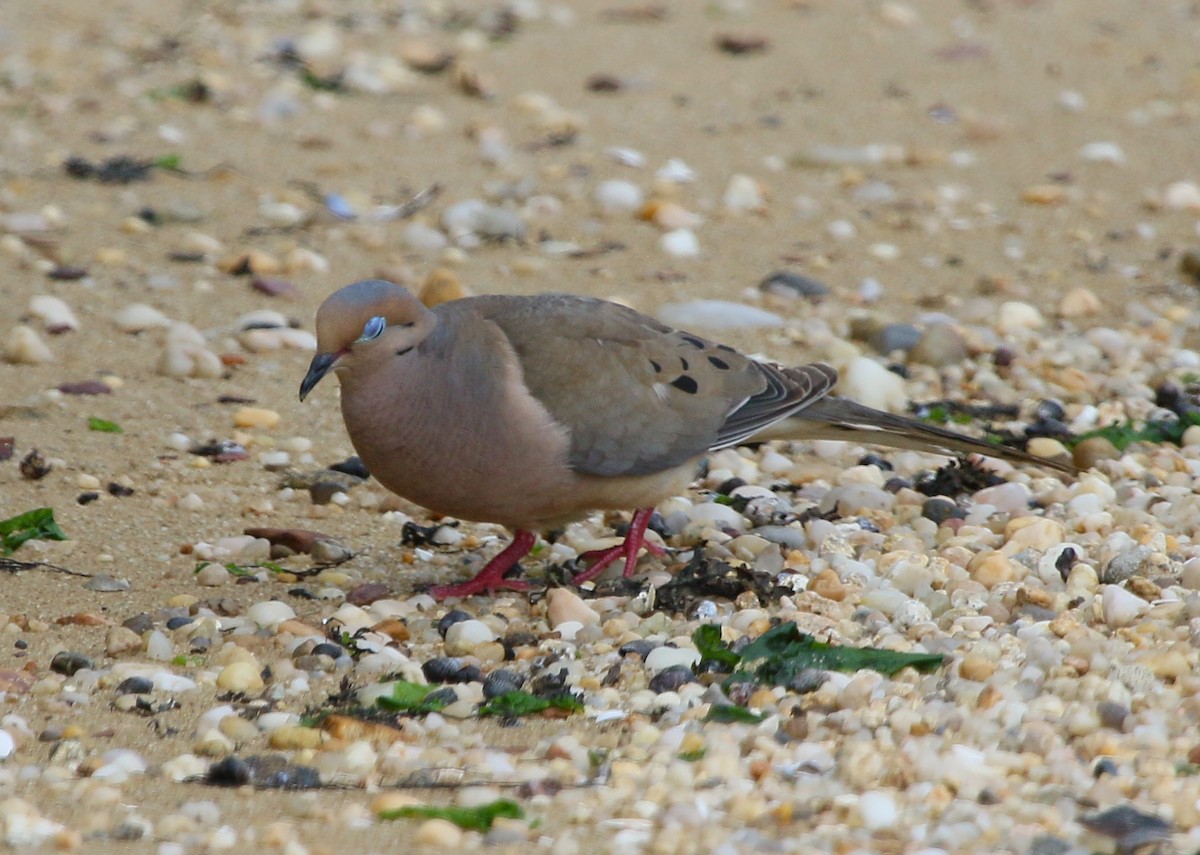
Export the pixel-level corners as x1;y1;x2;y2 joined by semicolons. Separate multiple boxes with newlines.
358;316;387;342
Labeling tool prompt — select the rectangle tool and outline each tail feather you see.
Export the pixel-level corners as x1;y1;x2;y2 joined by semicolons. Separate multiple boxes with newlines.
757;396;1076;474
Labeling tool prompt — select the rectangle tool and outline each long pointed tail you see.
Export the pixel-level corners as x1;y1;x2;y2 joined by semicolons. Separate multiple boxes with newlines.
757;396;1076;474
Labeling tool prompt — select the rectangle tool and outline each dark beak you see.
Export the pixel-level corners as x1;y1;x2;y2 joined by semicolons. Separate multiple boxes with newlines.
299;351;339;401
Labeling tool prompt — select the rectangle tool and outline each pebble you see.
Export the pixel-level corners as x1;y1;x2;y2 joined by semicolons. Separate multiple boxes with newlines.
28;295;80;332
869;323;922;355
759;270;829;301
1163;181;1200;210
233;407;281;429
1079;141;1126;164
443;619;497;655
1101;585;1148;628
659;228;700;258
1058;286;1102;317
657;301;784;330
216;662;264;693
159;324;222;379
909;323;968;366
595;180;644;214
3;325;53;364
546;588;600;628
415;819;463;847
113;303;171;332
858;791;899;830
723;174;765;213
996;301;1045;333
837;357;907;412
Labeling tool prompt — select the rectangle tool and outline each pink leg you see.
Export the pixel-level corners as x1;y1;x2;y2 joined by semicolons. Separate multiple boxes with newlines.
571;507;664;585
429;529;537;600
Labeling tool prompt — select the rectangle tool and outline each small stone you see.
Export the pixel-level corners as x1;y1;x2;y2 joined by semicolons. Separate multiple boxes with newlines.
858;791;898;831
1101;585;1148;628
1078;141;1125;164
233;407;280;430
969;551;1019;588
1073;436;1120;469
659;228;700;258
196;563;230;586
657;300;783;330
419;268;469;308
723;174;766;213
415;818;463;847
268;725;323;751
50;651;94;676
1181;249;1200;282
28;295;80;332
1026;436;1071;463
251;277;299;299
246;601;296;628
909;323;968;366
546;588;601;628
594;180;644;215
1057;287;1102;318
838;357;907;412
869;323;922;355
4;325;54;364
1021;184;1067;205
84;574;130;592
443;619;497;655
106;626;143;656
113;303;171;333
959;654;996;682
810;568;846;601
759;271;829;301
644;646;701;673
216;661;264;693
997;301;1045;333
1163;181;1200;211
1102;546;1153;584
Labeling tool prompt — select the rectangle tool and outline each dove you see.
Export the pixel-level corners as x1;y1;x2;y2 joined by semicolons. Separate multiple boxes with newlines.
300;279;1070;599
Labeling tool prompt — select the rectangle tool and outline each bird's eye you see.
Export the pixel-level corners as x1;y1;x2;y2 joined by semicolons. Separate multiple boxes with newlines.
357;316;387;342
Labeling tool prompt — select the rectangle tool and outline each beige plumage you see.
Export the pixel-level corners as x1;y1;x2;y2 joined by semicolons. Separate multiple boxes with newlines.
300;279;1069;599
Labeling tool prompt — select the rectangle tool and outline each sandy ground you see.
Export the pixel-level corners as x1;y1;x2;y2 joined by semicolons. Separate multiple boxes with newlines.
2;0;1200;852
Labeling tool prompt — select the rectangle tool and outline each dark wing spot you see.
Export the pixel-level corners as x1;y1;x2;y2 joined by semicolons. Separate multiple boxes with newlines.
708;355;730;370
680;357;689;371
670;375;699;394
717;344;736;353
396;347;413;356
680;334;705;349
649;360;662;373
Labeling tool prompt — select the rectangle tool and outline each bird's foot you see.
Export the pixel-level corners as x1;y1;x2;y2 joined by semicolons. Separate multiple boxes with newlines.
571;507;662;585
429;576;532;600
427;529;537;600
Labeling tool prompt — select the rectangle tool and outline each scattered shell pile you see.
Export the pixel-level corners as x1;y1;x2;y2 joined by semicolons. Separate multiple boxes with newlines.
3;0;1200;852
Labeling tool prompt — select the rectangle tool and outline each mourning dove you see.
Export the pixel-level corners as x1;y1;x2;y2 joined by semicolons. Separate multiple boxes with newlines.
300;279;1069;599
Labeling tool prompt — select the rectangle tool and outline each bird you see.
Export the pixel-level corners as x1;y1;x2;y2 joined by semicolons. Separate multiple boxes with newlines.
299;279;1071;599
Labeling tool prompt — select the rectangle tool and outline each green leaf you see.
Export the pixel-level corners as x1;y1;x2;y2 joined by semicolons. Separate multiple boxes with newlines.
374;680;451;714
477;690;582;718
87;416;123;433
1070;411;1200;451
0;507;68;555
299;67;344;92
705;705;765;724
153;153;183;171
378;799;524;830
692;624;740;669
733;622;944;685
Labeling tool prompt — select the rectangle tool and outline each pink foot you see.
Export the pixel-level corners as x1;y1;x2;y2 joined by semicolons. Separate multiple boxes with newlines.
428;529;537;600
571;508;663;585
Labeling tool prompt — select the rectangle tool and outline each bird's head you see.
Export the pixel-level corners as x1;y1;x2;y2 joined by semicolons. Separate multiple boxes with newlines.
299;279;435;401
